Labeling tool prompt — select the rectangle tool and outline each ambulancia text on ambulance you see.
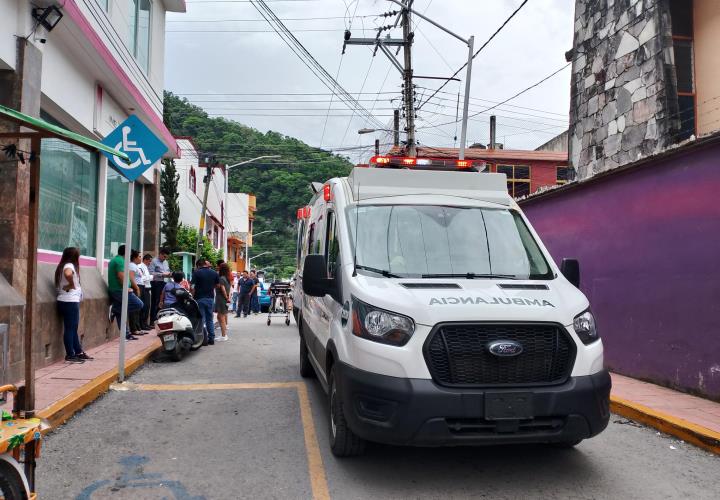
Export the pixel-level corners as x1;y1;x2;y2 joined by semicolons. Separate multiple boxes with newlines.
293;157;610;457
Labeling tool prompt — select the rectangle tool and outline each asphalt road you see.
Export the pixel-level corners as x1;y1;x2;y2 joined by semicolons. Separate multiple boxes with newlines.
40;314;720;499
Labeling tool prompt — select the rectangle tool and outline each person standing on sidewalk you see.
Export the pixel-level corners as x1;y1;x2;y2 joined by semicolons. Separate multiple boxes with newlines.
230;271;239;313
191;259;220;345
149;248;171;322
128;250;148;336
235;270;253;318
249;270;260;315
215;263;232;341
55;247;92;363
108;245;143;341
138;254;153;330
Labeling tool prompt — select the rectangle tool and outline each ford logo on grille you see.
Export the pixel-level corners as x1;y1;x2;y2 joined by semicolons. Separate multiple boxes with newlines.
487;340;524;357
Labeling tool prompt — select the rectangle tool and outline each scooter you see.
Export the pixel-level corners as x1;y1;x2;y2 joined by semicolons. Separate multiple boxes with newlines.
155;288;205;361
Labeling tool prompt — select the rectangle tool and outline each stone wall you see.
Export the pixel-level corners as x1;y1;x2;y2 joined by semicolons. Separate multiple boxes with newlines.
569;0;678;179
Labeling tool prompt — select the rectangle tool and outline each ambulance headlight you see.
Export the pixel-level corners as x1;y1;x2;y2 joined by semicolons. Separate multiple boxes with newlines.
352;297;414;346
573;310;599;345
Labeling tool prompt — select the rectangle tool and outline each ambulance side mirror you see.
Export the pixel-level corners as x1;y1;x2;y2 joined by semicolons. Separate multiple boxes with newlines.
303;255;334;297
561;258;580;288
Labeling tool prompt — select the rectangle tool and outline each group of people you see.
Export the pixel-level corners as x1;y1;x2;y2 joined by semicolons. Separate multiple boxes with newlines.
54;244;267;363
233;269;262;318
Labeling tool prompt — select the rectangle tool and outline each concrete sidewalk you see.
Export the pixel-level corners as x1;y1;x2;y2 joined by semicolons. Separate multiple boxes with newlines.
2;332;160;428
611;373;720;454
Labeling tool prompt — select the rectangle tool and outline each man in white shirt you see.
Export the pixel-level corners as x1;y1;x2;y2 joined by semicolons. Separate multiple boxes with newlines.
231;271;239;313
139;254;153;329
149;248;172;322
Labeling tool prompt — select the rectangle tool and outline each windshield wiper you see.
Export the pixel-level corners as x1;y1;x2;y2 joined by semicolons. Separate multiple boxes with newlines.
421;273;519;280
355;265;401;278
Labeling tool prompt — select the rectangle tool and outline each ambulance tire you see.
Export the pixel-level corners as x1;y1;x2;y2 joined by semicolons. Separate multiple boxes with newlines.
329;365;366;457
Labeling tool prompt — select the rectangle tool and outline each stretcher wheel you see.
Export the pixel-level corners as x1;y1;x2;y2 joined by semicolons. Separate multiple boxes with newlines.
285;318;291;326
267;319;271;326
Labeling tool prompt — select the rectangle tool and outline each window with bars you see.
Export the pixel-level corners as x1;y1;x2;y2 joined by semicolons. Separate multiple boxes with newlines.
497;164;531;198
557;166;570;185
670;0;695;142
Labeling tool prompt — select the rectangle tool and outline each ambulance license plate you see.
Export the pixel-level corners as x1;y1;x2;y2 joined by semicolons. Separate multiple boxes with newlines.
163;334;175;343
485;392;533;420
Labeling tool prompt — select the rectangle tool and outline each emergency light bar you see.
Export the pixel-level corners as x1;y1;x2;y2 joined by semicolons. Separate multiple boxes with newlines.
369;155;486;171
296;206;312;220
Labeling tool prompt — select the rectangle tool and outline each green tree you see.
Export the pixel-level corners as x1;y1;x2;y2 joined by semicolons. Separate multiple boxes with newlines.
173;224;223;268
163;92;354;278
160;158;180;250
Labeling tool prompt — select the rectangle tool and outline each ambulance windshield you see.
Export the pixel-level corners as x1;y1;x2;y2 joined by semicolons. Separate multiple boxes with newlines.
347;205;553;280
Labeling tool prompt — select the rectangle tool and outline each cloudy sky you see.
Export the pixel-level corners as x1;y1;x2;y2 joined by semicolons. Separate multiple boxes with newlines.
165;0;574;163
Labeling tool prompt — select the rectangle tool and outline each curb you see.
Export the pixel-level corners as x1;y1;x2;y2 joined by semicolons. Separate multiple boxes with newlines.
610;395;720;455
37;340;161;430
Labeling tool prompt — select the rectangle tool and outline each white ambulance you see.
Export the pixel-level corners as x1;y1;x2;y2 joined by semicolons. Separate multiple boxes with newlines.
295;165;610;457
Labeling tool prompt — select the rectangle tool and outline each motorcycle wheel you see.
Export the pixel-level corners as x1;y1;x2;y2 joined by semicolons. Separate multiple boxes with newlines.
169;338;183;362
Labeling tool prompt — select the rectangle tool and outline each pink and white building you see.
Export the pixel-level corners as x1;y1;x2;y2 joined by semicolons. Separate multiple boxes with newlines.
0;1;184;380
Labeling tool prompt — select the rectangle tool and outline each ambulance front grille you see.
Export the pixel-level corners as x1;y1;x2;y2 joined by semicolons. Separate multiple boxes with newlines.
424;323;575;387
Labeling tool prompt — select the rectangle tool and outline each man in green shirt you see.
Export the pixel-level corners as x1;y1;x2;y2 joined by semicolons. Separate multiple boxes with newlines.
109;245;144;340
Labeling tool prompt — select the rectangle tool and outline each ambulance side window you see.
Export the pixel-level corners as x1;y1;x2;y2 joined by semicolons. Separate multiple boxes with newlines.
325;211;339;278
307;222;315;255
296;219;306;263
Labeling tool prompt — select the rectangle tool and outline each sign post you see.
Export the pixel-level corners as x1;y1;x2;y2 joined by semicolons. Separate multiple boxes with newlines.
101;115;167;382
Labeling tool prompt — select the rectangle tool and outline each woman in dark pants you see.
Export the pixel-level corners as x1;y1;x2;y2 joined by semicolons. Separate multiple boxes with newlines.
55;247;93;363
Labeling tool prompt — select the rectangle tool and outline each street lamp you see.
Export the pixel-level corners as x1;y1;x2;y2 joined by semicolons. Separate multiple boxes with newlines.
358;128;391;135
248;251;271;269
224;156;280;260
246;230;275;272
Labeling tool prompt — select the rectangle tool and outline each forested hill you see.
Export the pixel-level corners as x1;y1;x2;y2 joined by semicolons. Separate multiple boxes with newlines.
163;92;353;277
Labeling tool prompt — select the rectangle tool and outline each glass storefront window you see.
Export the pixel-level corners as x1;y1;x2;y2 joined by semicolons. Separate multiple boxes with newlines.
104;169;143;258
39;138;99;257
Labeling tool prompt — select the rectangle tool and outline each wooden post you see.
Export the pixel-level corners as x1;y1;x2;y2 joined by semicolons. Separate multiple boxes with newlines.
24;134;40;416
23;134;40;491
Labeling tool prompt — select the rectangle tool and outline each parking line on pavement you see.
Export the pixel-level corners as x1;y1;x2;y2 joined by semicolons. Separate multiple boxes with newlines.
134;382;331;500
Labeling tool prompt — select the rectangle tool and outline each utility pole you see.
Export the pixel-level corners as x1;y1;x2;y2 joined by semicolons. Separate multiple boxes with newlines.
401;3;416;157
345;1;473;159
490;115;497;149
196;155;216;262
393;109;400;146
375;138;380;156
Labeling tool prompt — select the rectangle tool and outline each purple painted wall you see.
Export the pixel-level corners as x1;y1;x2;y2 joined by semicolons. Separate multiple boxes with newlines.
521;142;720;401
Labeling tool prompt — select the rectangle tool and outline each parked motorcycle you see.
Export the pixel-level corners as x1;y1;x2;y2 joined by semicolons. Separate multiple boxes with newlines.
155;288;205;361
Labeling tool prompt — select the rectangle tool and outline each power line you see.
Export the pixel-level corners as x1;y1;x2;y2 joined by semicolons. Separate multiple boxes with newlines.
248;0;385;129
415;64;570;131
167;29;350;33
167;15;379;22
417;0;531;111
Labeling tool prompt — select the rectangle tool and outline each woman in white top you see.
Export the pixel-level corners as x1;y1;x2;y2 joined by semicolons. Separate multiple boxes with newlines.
55;247;92;363
128;250;149;336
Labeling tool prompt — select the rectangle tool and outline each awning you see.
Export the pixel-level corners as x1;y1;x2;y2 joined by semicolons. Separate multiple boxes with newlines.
0;104;129;161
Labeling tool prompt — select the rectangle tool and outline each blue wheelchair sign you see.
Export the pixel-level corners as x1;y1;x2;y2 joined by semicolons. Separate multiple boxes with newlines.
101;115;168;181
